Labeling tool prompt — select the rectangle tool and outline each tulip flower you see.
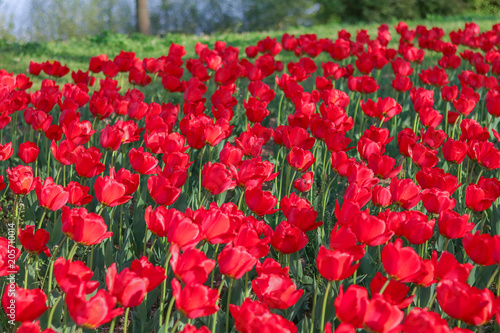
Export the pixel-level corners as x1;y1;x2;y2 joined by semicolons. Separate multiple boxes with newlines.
62;206;112;246
95;175;132;207
363;294;404;333
170;244;215;285
218;244;257;280
271;221;308;254
0;142;13;161
18;141;39;164
18;225;50;256
229;298;297;333
6;165;38;195
316;246;359;281
252;273;304;309
35;177;68;211
1;285;49;322
202;162;236;195
53;258;100;294
66;289;124;329
1;237;20;275
65;181;93;206
129;147;159;175
463;231;495;266
334;284;369;328
381;239;421;283
437;280;494;326
106;263;148;308
245;186;278;216
171;279;219;319
432;251;473;283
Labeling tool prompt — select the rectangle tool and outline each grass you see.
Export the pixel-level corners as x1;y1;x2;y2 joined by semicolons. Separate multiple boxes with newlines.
0;14;499;77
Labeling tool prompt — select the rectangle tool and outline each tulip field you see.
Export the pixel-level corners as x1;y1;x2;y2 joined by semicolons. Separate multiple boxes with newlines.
2;18;500;333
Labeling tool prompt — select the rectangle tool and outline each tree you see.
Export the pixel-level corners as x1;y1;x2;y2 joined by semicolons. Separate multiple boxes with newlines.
137;0;151;35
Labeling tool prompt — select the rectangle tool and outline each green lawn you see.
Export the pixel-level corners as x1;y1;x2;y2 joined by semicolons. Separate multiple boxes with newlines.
0;14;498;77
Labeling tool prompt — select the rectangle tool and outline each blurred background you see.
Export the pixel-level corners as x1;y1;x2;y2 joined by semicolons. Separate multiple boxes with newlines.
0;0;499;41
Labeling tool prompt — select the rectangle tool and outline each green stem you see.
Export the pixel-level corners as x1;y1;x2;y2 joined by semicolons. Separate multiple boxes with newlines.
67;242;78;260
163;295;176;330
198;146;207;204
310;275;319;333
211;243;220;288
24;254;31;288
287;170;297;196
109;318;117;333
123;307;130;333
47;294;62;329
159;248;173;328
212;277;226;333
226;278;234;333
444;238;450;252
379;117;385;127
379;278;391;295
37;209;47;229
170;318;181;333
486;266;500;289
320;281;332;331
244;272;249;298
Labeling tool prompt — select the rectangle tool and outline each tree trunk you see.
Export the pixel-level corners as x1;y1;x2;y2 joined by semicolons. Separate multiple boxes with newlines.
136;0;151;35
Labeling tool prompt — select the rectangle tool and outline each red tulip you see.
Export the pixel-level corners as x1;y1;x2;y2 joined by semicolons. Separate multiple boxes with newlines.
1;237;21;275
286;147;315;172
230;298;297;333
463;231;495;266
442;138;467;164
106;263;148;308
18;141;39;164
50;139;83;166
110;167;140;195
100;125;124;151
370;272;414;309
18;225;50;256
170;244;215;285
0;142;13;161
35;177;68;211
316;246;359;281
245;186;278;216
202;162;236;195
271;221;308;254
465;184;494;212
2;286;48;322
372;185;392;207
252;273;304;309
66;289;123;329
65;181;93;206
75;147;105;178
147;174;181;206
334;284;369;328
62;206;112;246
129;147;158;175
15;321;57;333
130;256;166;292
432;251;473;283
6;165;38;195
95;175;132;207
53;258;99;294
402;307;452;333
381;239;421;283
437;280;494;326
390;178;421;210
218;244;257;279
438;209;473;239
421;188;455;214
171;279;219;319
363;294;404;333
